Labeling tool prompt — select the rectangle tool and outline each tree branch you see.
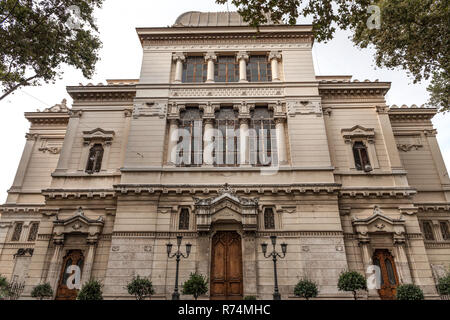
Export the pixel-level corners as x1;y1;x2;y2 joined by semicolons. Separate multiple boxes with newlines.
0;74;39;101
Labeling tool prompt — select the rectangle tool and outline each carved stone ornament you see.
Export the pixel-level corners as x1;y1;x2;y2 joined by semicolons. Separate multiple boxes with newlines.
14;248;34;258
287;100;322;117
41;99;70;113
38;147;61;154
397;144;423;152
133;101;167;119
83;128;115;145
341;125;375;143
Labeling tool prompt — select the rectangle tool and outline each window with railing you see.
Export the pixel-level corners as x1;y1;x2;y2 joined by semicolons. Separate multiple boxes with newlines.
177;108;203;167
182;56;207;83
250;107;277;166
214;56;239;83
247;55;272;82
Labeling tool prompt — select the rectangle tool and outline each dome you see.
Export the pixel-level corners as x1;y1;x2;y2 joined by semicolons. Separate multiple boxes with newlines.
173;11;273;27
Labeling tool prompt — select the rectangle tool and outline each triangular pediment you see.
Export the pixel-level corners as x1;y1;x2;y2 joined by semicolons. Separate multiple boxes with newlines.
341;125;375;139
83;128;115;142
352;206;405;234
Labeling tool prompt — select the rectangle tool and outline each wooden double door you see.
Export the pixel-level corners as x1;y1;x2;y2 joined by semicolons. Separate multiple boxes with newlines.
210;231;243;300
55;250;84;300
372;249;400;300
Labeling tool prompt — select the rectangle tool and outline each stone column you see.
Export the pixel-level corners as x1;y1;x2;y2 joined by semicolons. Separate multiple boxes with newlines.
203;119;215;166
80;239;97;285
10;133;37;190
275;118;287;165
204;52;217;83
172;53;186;83
359;238;376;299
239;119;250;165
393;238;413;284
167;119;179;165
236;51;249;82
269;51;282;81
46;238;64;293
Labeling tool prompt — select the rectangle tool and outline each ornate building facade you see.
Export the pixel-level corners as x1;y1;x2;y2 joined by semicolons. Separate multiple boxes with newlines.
0;11;449;300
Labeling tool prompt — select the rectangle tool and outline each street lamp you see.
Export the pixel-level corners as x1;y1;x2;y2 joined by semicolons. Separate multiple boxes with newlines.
261;235;287;300
166;235;191;300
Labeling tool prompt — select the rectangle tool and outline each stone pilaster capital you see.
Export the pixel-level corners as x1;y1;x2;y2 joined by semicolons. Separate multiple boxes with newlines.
239;118;250;125
69;110;83;118
236;51;249;62
424;129;437;137
168;119;179;125
204;52;217;62
203;118;215;125
274;117;286;124
172;52;186;62
269;51;282;61
25;133;38;141
53;237;64;246
200;102;219;119
376;105;389;114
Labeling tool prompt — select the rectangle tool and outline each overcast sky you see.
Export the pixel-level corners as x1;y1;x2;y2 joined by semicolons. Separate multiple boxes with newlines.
0;0;448;203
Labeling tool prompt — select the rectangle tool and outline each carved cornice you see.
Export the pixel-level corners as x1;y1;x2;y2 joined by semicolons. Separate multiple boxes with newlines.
388;107;437;122
0;206;43;215
67;85;136;102
417;203;450;213
339;188;416;199
319;81;391;98
42;189;116;200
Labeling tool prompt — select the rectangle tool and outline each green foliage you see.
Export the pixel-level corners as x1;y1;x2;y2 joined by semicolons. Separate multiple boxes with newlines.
182;273;208;300
0;275;10;299
243;295;257;300
396;284;424;300
216;0;449;112
77;279;103;300
437;273;450;296
294;278;319;300
337;271;367;300
0;0;104;100
31;283;53;300
126;275;155;300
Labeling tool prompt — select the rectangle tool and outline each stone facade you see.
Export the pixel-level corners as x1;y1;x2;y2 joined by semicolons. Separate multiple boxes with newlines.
0;12;449;300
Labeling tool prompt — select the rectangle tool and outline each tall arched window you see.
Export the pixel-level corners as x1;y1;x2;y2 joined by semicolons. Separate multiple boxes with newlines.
11;222;23;242
27;222;39;241
179;208;190;230
353;141;371;171
440;221;450;240
264;208;275;230
182;57;207;83
177;108;203;167
422;221;435;240
247;55;272;82
214;107;239;167
250;107;277;167
85;144;104;174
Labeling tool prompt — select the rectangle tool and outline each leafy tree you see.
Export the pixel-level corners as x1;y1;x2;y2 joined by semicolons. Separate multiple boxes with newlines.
294;278;319;300
216;0;449;113
0;275;10;299
243;295;257;300
182;272;208;300
396;284;424;300
77;279;103;300
337;271;367;300
31;283;54;300
126;275;155;300
0;0;103;101
437;273;450;296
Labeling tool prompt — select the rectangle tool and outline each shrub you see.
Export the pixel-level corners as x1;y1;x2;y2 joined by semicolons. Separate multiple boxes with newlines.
31;283;53;300
437;273;450;296
127;275;155;300
77;280;103;300
243;296;257;300
0;275;10;299
396;284;424;300
294;278;319;300
182;273;208;300
337;271;367;300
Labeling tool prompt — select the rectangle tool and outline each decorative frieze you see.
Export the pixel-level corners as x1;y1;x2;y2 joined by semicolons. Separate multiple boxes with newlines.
170;87;283;98
132;101;167;119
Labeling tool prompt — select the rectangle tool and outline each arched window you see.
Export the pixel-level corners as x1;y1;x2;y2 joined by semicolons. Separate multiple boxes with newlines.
86;144;104;174
27;222;39;241
177;108;203;167
353;141;371;171
214;56;239;83
178;208;190;230
422;221;435;240
247;55;272;82
214;107;239;167
264;208;275;230
250;107;277;167
440;221;450;240
182;57;207;83
11;222;23;242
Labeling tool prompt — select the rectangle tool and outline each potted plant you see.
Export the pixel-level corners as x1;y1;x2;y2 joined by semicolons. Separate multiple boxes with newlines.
337;271;367;300
0;275;10;300
31;283;54;300
437;273;450;296
294;278;319;300
77;279;103;300
182;273;208;300
396;284;424;300
126;275;155;300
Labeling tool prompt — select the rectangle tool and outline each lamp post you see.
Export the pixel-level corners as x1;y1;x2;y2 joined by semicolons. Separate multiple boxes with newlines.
166;235;191;300
261;236;287;300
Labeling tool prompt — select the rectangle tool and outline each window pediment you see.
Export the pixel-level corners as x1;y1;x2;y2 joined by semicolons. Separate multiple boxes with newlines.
341;125;375;142
352;206;405;236
53;208;104;239
83;128;115;144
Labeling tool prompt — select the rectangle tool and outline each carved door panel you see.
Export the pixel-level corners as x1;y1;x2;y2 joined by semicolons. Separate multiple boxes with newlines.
55;250;84;300
373;249;399;300
210;232;243;300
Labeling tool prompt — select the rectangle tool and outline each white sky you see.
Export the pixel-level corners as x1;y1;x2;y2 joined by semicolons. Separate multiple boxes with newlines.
0;0;448;203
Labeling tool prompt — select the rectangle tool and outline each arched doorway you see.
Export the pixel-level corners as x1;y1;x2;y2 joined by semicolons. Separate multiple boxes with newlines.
372;249;400;300
210;231;243;300
55;250;84;300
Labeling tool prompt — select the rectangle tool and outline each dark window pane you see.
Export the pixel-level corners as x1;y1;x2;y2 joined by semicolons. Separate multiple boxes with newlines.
423;221;435;240
11;222;23;241
384;258;397;285
86;144;104;173
440;222;450;240
179;208;190;230
182;57;206;83
264;208;275;229
27;222;39;241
